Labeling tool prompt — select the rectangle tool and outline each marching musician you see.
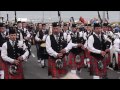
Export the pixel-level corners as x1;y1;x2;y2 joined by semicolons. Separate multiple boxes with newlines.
112;33;120;70
0;23;7;79
0;23;6;54
22;22;31;59
88;23;112;79
35;23;43;63
1;28;29;79
35;23;49;68
46;22;81;79
67;24;87;74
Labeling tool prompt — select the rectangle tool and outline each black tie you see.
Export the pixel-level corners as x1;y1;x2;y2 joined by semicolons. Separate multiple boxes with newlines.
12;41;15;47
98;35;101;42
56;35;59;43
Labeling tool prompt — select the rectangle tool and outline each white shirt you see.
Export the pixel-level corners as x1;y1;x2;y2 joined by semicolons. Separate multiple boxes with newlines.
67;32;78;43
1;40;29;64
23;28;31;39
114;38;120;53
35;31;48;42
0;47;1;51
63;32;68;41
68;31;87;48
88;33;112;54
17;30;24;41
46;35;77;58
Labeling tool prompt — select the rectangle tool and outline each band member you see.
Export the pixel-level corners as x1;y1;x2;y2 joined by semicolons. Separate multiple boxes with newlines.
22;22;31;58
62;23;71;36
112;34;120;70
1;28;29;79
16;21;24;41
88;23;112;79
0;23;7;79
82;23;93;69
46;22;79;79
0;23;6;55
102;23;113;66
3;27;9;41
35;23;43;63
61;23;71;66
67;24;86;74
35;23;49;68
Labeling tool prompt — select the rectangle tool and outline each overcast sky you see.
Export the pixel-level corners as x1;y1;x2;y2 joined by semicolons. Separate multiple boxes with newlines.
0;11;120;22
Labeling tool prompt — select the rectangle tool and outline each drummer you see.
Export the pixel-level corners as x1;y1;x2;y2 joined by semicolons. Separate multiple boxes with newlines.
35;23;49;68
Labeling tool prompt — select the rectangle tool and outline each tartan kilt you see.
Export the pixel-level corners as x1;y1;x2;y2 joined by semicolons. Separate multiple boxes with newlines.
118;54;120;69
105;53;111;66
48;56;68;78
68;52;85;70
0;57;24;79
85;49;91;59
89;56;107;77
39;47;49;59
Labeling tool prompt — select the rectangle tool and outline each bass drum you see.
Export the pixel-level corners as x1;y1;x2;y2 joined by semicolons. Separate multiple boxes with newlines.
40;43;46;48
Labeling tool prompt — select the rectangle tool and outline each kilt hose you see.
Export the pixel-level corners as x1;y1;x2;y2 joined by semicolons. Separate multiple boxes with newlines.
0;57;24;79
39;46;49;60
85;49;91;59
105;53;111;66
48;56;68;78
68;51;85;70
118;54;120;69
89;56;107;78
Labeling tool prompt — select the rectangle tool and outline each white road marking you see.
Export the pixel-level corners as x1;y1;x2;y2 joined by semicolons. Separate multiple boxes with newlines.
117;72;120;74
31;53;36;57
107;66;114;71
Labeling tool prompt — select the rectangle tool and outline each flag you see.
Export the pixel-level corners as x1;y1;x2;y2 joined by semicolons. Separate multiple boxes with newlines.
79;17;85;24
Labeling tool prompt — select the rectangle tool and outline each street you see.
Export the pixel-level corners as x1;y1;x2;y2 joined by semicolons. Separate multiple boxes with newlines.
23;45;120;79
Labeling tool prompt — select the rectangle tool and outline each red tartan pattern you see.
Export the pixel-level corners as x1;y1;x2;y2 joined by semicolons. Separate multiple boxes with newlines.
105;53;111;66
89;56;107;77
68;51;85;70
118;54;120;69
48;57;67;78
0;57;24;79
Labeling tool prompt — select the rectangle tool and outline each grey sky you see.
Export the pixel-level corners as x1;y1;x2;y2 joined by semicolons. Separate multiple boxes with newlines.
0;11;120;23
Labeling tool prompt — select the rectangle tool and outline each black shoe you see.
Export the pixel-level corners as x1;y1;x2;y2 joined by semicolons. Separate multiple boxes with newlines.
41;65;45;68
48;72;51;76
109;63;113;68
114;64;118;71
102;77;109;79
77;68;81;71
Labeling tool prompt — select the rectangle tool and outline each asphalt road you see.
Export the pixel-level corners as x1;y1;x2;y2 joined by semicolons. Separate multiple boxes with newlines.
22;45;120;79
